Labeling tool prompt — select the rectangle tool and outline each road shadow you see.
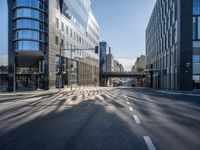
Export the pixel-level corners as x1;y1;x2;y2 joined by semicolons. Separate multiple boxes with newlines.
0;97;146;150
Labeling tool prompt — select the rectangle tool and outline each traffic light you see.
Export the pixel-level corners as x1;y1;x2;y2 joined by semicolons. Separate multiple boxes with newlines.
95;46;98;54
8;64;15;72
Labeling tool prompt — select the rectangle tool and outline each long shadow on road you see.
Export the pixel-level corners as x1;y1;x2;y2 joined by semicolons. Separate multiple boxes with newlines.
0;98;147;150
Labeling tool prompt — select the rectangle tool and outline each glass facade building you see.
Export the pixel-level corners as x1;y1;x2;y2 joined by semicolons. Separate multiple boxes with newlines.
193;0;200;89
13;0;48;53
99;42;109;73
1;0;99;91
146;0;199;90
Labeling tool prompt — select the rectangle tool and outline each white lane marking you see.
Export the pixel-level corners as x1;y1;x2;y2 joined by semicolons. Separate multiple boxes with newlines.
143;136;156;150
126;102;130;105
125;95;127;98
129;106;133;111
133;115;141;124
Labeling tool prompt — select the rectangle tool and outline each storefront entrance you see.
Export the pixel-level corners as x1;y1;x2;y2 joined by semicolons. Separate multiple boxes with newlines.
16;74;44;91
15;51;45;91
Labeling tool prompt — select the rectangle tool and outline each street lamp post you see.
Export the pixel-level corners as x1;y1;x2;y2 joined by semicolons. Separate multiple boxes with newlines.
59;43;62;93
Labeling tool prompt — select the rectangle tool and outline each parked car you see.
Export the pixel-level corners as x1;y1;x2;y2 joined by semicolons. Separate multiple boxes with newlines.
113;82;119;87
130;81;136;87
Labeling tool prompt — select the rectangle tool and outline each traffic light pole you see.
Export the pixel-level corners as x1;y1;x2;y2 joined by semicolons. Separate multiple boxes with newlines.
13;64;16;94
59;44;62;93
70;49;72;91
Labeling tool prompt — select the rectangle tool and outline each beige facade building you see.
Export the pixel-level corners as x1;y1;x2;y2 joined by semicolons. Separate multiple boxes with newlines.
106;48;123;73
131;55;145;74
48;0;100;89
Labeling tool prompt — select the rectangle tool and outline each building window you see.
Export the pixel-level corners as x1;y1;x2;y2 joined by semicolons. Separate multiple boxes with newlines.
14;30;46;41
193;0;200;15
70;29;72;37
193;55;200;63
174;0;177;20
15;41;40;51
55;36;58;45
198;17;200;39
61;39;64;48
56;0;59;10
74;32;76;40
172;25;176;44
61;22;64;32
15;19;46;31
56;18;59;28
193;63;200;74
79;37;81;44
55;55;60;72
74;46;76;53
66;26;68;35
66;41;68;48
15;0;46;10
193;17;197;40
193;75;200;89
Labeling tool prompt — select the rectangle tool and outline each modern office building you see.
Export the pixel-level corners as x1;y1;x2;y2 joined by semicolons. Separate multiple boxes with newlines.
146;0;200;90
0;0;99;91
99;41;124;86
99;42;124;73
99;41;109;86
99;41;109;73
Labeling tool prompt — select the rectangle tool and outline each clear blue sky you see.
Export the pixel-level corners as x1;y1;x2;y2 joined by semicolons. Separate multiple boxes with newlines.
0;0;8;66
0;0;155;70
91;0;155;70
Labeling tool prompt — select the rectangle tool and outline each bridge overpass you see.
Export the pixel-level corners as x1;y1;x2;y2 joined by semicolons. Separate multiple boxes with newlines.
100;72;145;78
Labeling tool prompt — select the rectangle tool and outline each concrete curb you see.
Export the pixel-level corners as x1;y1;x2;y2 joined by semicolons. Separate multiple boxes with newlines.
154;90;200;97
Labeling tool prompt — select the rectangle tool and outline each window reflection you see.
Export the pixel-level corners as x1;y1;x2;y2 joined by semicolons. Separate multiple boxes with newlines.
193;63;200;74
15;0;46;10
15;19;46;31
14;30;46;41
15;41;46;51
15;8;46;21
193;55;200;63
193;0;200;15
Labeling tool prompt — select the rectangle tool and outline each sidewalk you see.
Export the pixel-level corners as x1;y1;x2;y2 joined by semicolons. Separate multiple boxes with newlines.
0;86;102;97
152;89;200;96
0;88;65;97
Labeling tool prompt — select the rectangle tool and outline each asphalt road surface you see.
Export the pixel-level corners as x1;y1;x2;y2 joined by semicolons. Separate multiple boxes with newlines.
0;87;200;150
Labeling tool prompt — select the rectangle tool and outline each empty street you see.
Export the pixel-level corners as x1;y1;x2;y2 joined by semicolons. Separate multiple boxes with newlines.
0;87;199;150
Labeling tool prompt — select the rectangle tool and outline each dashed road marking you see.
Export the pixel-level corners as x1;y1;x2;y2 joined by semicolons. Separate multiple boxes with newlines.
143;136;156;150
133;115;141;124
129;106;133;111
126;102;130;105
